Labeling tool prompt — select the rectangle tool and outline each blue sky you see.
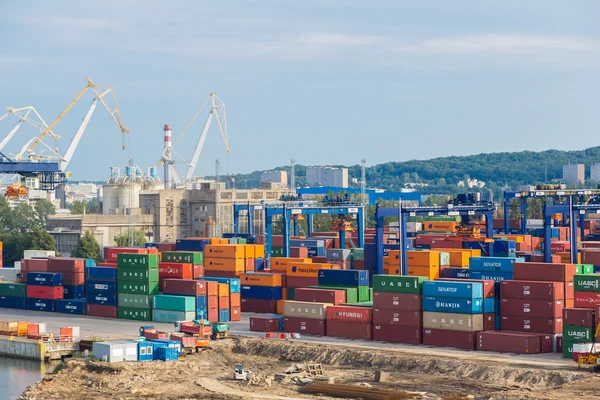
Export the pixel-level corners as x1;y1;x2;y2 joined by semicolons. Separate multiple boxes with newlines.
1;1;599;180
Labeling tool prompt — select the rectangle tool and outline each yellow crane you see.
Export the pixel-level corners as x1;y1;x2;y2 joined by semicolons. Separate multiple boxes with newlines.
27;77;129;154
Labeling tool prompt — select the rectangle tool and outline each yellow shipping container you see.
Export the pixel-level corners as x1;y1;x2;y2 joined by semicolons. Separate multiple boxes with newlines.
254;245;265;258
431;249;471;268
270;257;311;267
204;257;245;272
286;263;333;278
239;273;283;287
244;245;256;259
218;283;230;297
468;249;481;257
407;250;439;267
408;265;440;280
556;252;580;264
204;244;245;259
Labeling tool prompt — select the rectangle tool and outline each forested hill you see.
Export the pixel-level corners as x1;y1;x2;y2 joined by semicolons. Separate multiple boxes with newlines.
225;147;600;193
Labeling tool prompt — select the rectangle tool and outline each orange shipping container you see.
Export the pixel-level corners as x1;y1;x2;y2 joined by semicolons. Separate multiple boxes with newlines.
218;283;230;297
230;293;241;307
270;257;311;267
408;265;440;280
244;245;256;259
277;300;285;315
286;263;333;278
204;258;245;272
282;288;288;300
204;244;245;259
254;245;265;258
239;273;283;287
423;222;458;232
407;250;439;267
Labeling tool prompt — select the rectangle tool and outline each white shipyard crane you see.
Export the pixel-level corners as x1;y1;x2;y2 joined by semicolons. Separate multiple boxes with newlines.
160;92;230;188
0;106;61;155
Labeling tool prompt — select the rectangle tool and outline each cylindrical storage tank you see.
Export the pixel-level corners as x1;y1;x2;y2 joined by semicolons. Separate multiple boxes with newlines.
149;167;158;179
125;166;134;178
118;182;142;210
102;184;119;215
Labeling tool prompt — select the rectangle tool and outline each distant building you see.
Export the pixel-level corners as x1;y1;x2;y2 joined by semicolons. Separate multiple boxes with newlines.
563;164;585;186
306;167;348;188
260;171;288;185
457;178;486;189
296;186;421;206
591;164;600;183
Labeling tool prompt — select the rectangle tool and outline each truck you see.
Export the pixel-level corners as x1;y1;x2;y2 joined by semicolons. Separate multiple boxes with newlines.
210;322;229;340
139;326;168;340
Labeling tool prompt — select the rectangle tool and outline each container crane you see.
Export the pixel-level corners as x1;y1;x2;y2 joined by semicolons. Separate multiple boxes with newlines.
0;106;61;154
161;92;230;187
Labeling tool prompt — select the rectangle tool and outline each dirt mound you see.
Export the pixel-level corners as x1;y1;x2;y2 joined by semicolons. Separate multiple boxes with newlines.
233;338;590;389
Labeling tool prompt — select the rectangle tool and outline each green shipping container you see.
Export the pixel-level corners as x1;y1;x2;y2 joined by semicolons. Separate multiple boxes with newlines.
118;307;152;321
118;267;159;283
0;282;27;298
118;293;152;309
310;286;358;304
368;287;373;302
576;264;594;275
287;287;295;300
237;238;247;245
563;325;593;343
118;281;159;295
341;301;373;307
117;253;159;268
573;275;600;292
161;251;204;265
372;275;429;294
563;341;574;359
153;309;195;323
271;246;284;257
357;286;369;302
152;295;195;312
351;248;364;261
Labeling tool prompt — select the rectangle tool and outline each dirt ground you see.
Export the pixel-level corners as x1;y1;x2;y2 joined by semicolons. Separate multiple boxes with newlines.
19;337;600;400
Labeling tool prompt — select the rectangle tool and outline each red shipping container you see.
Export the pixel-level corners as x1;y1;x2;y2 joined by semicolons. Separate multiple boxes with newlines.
540;334;554;353
483;313;495;331
250;316;283;332
500;299;564;318
565;282;574;300
329;260;351;270
430;239;463;249
415;234;448;247
476;331;541;354
207;295;218;310
286;276;319;288
529;254;562;263
294;288;346;305
353;260;365;270
245;258;255;272
241;298;278;314
513;263;576;282
372;325;421;344
565;299;575;308
326;305;373;324
218;296;230;310
581;241;600;249
230;293;241;308
500;281;564;301
158;262;193;279
557;335;563;353
21;259;49;273
373;292;422;311
326;320;372;340
563;308;595;327
86;304;117;318
206;281;218;296
290;247;309;258
158;242;177;251
581;250;600;265
516;243;531;252
193;264;204;279
207;308;218;323
162;279;207;296
229;306;241;321
106;247;154;263
283;317;326;336
47;258;85;273
500;316;562;334
438;278;495;298
95;263;118;268
551;241;570;252
575;292;600;309
60;272;84;286
26;286;63;300
372;309;421;327
423;329;475;350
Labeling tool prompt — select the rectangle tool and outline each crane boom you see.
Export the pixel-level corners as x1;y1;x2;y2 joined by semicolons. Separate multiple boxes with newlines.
0;109;29;151
185;110;214;181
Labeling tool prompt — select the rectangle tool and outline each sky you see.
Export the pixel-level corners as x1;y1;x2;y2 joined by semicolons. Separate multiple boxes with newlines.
1;1;599;181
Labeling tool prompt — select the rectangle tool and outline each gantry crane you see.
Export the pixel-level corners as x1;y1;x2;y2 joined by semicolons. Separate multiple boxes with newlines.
160;92;230;187
0;106;61;155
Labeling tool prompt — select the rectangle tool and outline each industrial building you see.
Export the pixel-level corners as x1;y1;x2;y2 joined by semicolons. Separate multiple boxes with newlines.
562;164;585;186
260;170;288;185
296;186;421;206
591;163;600;183
306;166;348;188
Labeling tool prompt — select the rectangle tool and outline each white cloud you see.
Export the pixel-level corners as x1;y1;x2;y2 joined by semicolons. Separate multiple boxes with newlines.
397;34;592;55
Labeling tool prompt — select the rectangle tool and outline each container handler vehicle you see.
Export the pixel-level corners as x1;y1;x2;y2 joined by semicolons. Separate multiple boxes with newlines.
576;322;600;371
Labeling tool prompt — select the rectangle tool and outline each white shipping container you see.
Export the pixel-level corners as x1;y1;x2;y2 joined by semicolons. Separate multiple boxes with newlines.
24;250;55;259
38;323;47;334
439;252;450;266
422;312;483;332
283;301;328;320
93;341;138;363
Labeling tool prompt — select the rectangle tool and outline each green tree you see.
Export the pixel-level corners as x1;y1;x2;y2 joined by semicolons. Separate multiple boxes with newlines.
34;199;56;226
114;229;147;246
11;203;38;233
71;231;102;261
1;233;31;266
89;198;102;214
29;227;56;251
0;197;12;232
71;200;89;215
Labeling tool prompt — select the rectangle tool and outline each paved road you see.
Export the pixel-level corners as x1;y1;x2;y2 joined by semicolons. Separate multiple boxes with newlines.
0;308;575;368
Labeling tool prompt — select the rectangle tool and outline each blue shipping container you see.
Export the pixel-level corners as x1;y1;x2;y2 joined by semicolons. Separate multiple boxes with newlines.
254;258;266;271
176;239;209;252
318;269;369;287
84;259;96;267
493;240;516;254
150;340;182;355
27;298;57;312
422;296;483;314
57;299;87;315
86;281;117;292
422;281;483;299
203;277;240;293
594;266;600;274
138;342;154;362
240;285;282;300
86;267;117;282
440;268;470;279
290;239;325;248
483;298;495;314
63;285;85;299
0;296;27;310
495;315;502;329
26;272;63;287
469;271;513;282
469;257;524;272
196;307;207;320
219;309;230;322
86;289;117;306
156;346;178;361
196;296;207;309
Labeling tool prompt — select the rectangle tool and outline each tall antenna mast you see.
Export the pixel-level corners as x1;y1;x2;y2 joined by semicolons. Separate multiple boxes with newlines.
128;158;134;246
215;159;221;237
361;158;366;227
290;158;296;194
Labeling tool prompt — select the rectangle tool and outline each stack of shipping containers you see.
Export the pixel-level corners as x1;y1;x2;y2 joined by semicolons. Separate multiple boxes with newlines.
117;254;159;321
0;281;27;310
26;272;63;312
239;273;283;316
205;277;241;321
86;266;118;318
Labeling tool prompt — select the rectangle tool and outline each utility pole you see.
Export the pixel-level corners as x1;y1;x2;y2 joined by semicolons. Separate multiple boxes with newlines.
128;158;134;246
290;158;296;194
361;158;367;227
215;159;221;237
